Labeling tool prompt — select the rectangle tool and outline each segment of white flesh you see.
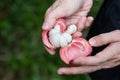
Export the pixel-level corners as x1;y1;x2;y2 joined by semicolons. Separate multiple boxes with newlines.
62;33;72;43
60;36;68;47
49;24;77;47
54;25;61;32
49;29;59;36
49;25;61;36
65;24;77;34
49;33;61;47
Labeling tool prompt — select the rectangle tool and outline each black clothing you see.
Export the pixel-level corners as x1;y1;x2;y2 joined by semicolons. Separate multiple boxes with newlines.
87;0;120;80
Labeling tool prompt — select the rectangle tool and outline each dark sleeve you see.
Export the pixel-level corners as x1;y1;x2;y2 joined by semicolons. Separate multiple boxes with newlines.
87;0;120;80
88;0;120;38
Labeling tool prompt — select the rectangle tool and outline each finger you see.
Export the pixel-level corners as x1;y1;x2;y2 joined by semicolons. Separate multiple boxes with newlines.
42;9;64;30
73;56;102;66
77;16;87;31
66;16;93;31
98;42;120;61
58;66;101;75
89;30;120;47
73;42;120;66
50;0;60;10
101;57;120;69
72;31;82;38
42;2;67;30
45;0;60;15
103;61;120;69
85;16;94;28
78;0;93;16
42;0;83;30
66;17;79;26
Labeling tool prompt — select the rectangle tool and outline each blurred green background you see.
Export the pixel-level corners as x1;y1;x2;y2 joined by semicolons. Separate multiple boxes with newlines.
0;0;103;80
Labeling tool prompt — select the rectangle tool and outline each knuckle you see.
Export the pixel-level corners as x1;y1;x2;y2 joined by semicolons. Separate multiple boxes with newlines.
114;30;120;33
93;55;103;65
96;34;107;45
98;34;105;40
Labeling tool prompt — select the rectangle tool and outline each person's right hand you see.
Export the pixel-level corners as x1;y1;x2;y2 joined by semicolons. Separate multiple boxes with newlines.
42;0;93;32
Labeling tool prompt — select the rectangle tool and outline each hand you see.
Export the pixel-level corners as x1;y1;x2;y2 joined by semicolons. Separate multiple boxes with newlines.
57;30;120;75
42;0;93;32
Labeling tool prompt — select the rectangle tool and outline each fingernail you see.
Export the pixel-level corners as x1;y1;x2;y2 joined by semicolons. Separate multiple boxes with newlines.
89;38;96;46
42;23;49;30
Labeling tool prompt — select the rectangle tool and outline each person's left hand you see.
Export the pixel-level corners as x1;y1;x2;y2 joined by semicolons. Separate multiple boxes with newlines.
57;30;120;75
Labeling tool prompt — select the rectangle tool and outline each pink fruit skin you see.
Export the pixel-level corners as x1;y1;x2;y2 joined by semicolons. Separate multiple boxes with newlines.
42;30;56;54
42;19;92;64
60;38;92;64
42;19;66;54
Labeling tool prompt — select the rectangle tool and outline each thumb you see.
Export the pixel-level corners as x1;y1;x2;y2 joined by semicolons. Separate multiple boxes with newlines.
42;0;83;30
89;30;120;47
42;5;69;30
